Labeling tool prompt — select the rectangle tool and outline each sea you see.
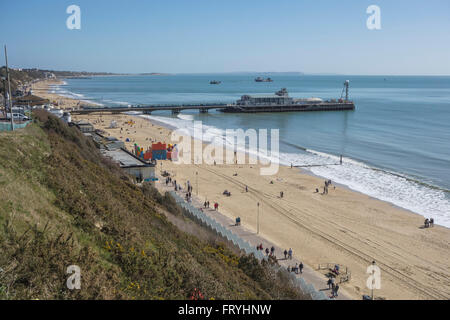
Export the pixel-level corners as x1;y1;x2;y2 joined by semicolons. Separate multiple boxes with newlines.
49;74;450;227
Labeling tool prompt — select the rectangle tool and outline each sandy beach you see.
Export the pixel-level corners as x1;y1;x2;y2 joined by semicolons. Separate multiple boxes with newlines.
35;80;450;300
31;79;97;109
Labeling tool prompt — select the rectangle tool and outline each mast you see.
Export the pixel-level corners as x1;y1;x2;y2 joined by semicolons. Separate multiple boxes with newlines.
344;80;349;101
4;45;14;131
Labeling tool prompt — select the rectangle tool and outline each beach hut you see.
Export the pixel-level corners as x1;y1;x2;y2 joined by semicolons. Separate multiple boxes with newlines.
144;150;152;160
152;142;167;151
152;149;167;160
171;147;179;161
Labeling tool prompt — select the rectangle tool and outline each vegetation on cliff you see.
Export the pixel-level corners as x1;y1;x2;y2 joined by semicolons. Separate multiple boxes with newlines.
0;111;305;300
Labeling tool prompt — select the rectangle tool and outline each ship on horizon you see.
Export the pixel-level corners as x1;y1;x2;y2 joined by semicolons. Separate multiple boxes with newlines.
255;77;273;82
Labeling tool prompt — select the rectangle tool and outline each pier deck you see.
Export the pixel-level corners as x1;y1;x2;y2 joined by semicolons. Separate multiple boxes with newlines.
70;104;227;115
70;102;355;115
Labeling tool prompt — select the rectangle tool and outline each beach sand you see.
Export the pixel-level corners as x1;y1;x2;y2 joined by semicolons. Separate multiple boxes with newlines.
34;79;450;300
70;112;450;301
31;79;97;109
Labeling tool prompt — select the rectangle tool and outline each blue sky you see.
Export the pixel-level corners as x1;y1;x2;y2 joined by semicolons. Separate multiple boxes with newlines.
1;0;449;75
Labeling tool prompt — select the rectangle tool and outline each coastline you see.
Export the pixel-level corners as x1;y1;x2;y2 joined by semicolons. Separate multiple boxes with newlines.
37;81;450;300
31;78;99;109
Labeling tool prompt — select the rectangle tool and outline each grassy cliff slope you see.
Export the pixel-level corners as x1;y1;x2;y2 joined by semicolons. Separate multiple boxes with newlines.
0;111;304;300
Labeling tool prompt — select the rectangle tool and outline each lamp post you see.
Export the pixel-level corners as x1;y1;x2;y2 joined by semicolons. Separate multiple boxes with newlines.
371;260;376;300
257;202;260;234
195;171;198;196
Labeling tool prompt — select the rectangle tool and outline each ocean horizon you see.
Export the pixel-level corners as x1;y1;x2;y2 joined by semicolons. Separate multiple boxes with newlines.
51;74;450;227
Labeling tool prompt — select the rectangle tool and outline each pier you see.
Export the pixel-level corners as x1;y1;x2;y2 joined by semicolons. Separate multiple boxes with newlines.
70;84;355;115
70;102;354;115
71;104;228;115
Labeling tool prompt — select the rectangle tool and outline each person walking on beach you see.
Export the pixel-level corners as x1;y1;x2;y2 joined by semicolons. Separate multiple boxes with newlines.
265;248;269;256
284;249;288;259
430;218;434;227
288;248;293;260
245;185;248;192
270;246;275;256
280;191;284;198
334;284;340;298
299;262;304;274
214;202;219;211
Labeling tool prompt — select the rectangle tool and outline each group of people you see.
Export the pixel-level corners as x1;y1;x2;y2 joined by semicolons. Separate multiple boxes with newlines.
256;244;276;258
424;217;435;228
326;277;340;298
186;180;193;194
265;246;276;257
172;179;183;192
287;262;304;274
314;179;334;195
182;181;194;202
203;200;219;211
323;180;334;195
283;248;293;260
331;264;340;275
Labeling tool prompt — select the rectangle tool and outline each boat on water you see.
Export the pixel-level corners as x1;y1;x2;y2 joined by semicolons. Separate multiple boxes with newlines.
210;80;221;85
255;77;273;82
220;81;355;113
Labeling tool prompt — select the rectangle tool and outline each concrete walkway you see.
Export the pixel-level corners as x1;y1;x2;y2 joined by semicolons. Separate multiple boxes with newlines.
157;179;352;300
